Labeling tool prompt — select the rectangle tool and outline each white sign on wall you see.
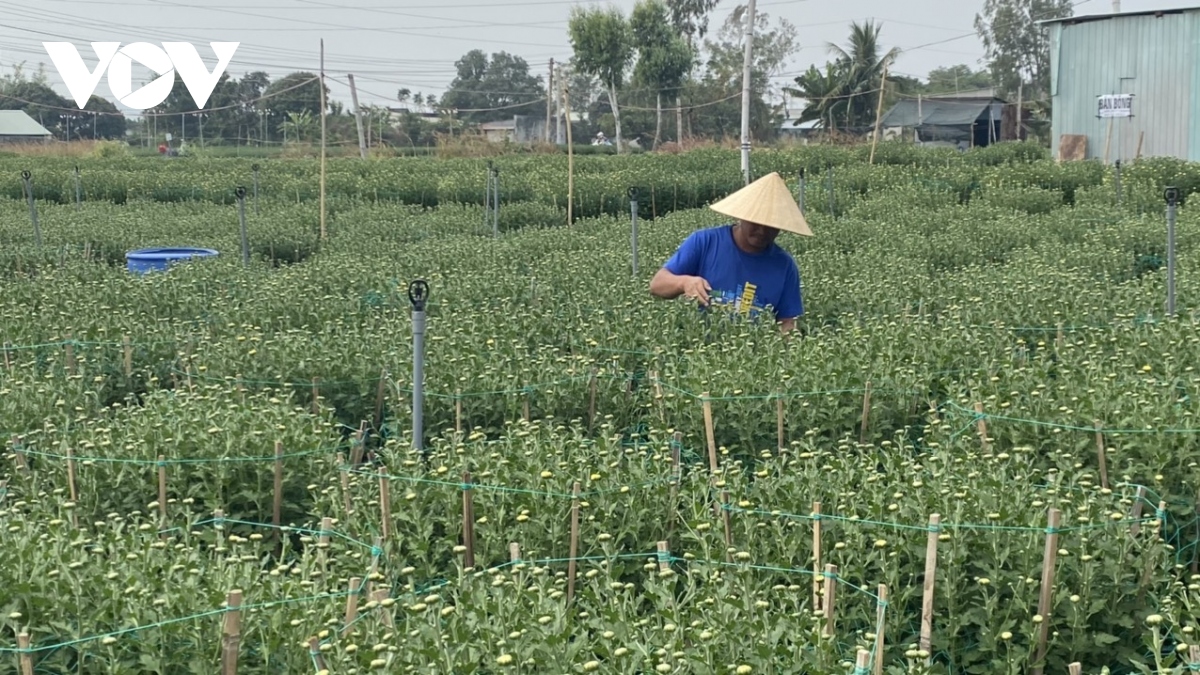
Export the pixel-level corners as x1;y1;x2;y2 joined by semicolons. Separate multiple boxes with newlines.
1097;94;1133;118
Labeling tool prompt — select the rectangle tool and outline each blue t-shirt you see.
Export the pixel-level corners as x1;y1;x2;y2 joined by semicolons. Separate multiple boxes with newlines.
663;224;803;321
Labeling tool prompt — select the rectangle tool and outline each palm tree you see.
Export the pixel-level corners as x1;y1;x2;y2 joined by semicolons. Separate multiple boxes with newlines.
784;64;848;133
825;19;900;130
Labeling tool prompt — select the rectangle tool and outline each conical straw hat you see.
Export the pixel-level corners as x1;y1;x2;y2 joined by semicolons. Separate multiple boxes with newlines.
708;172;813;236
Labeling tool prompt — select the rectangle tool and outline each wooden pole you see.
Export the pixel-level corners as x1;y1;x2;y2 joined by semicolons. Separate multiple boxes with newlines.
461;472;475;568
123;334;132;376
588;368;597;429
342;577;360;637
860;381;872;444
869;64;888;165
378;466;392;540
567;481;581;603
1068;664;1081;675
874;584;887;675
776;395;785;452
702;393;718;474
2;341;11;371
455;390;463;435
1031;509;1062;675
1094;421;1109;489
157;455;168;529
855;649;870;673
823;563;838;637
974;402;988;452
64;334;75;375
337;452;353;516
273;441;284;535
311;378;320;415
347;73;368;160
17;633;32;675
308;637;327;671
509;542;521;563
1129;485;1147;536
919;514;940;664
812;501;822;611
319;40;327;240
221;590;242;675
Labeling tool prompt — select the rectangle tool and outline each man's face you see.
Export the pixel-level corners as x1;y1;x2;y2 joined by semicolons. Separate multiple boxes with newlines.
740;220;779;251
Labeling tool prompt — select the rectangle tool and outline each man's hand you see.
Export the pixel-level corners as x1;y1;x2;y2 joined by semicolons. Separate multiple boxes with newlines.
650;268;711;306
680;275;711;306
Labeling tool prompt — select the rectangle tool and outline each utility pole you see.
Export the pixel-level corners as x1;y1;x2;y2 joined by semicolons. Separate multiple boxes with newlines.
546;58;554;144
739;0;758;184
555;63;564;145
348;73;368;159
319;38;327;240
1112;0;1121;11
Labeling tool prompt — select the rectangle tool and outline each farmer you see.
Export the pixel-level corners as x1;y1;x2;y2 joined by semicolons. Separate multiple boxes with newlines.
649;172;812;333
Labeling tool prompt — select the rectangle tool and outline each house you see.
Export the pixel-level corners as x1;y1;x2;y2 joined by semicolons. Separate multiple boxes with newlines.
478;115;547;143
1038;6;1200;162
0;110;53;144
878;91;1007;149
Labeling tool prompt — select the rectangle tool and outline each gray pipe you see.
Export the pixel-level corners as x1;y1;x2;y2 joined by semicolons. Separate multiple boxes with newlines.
629;187;639;277
236;186;249;266
797;167;806;214
1165;187;1178;316
74;166;81;210
409;280;429;453
22;171;41;248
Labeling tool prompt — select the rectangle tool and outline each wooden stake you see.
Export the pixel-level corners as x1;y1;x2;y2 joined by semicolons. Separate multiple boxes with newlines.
311;378;320;415
812;501;822;611
868;63;888;165
350;421;367;466
702;393;718;474
221;590;242;675
308;637;327;671
12;435;28;476
855;649;871;672
342;577;361;637
2;341;11;371
122;334;132;376
509;542;521;563
564;82;574;226
378;467;392;540
860;381;872;444
1135;131;1144;159
656;541;670;572
273;441;284;535
1031;508;1062;675
566;481;581;603
337;452;353;516
668;432;682;537
64;334;75;375
369;588;395;629
1056;322;1064;349
374;369;386;431
919;514;940;663
588;368;597;428
974;402;988;451
157;455;168;528
461;472;475;568
874;584;888;675
1129;485;1147;536
65;445;79;528
1068;664;1081;675
17;633;32;675
720;490;733;557
823;563;838;637
776;395;785;451
523;390;531;422
455;390;463;435
1103;117;1114;164
1094;421;1108;489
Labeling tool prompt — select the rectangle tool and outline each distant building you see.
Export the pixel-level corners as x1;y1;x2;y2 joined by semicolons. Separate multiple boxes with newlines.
0;110;53;144
878;90;1007;149
1040;6;1200;161
478;115;547;143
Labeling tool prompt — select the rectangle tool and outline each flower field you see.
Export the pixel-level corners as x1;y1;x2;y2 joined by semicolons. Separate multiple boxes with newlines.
2;142;1200;674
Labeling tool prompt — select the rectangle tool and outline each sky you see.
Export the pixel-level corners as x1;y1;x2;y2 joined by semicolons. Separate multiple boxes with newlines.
1;0;1198;118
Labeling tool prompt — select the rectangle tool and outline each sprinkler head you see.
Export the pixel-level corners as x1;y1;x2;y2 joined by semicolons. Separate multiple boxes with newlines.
408;279;430;311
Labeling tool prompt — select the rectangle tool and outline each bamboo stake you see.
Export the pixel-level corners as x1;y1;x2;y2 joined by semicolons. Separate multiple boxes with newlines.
812;501;822;611
868;64;888;165
1135;131;1144;159
17;633;32;675
157;455;168;529
974;402;988;451
342;577;360;637
12;435;28;476
369;588;395;630
65;445;79;528
669;432;682;535
656;541;670;572
64;334;75;375
374;369;386;431
455;389;463;435
874;584;888;675
509;542;521;563
1068;664;1081;675
919;514;940;664
462;472;475;569
702;393;718;474
1031;508;1062;675
1103;117;1113;164
776;395;785;452
221;590;242;675
1189;645;1199;669
567;481;581;603
588;367;597;428
378;466;392;540
2;341;11;371
337;452;353;516
523;390;531;422
823;563;838;637
860;381;872;444
720;489;733;558
308;637;327;670
273;441;284;535
854;649;871;673
1129;485;1147;536
123;334;132;376
311;378;320;415
1094;421;1108;489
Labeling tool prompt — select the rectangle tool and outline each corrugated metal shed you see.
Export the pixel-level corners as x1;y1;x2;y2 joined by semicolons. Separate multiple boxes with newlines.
0;110;53;139
1042;6;1200;161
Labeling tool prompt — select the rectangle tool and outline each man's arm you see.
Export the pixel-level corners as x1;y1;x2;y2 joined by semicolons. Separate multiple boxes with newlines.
651;231;711;304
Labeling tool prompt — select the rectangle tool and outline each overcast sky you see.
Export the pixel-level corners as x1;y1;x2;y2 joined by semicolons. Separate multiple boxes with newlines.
1;0;1196;117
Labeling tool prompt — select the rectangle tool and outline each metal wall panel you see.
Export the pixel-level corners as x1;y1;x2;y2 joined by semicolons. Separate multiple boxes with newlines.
1049;11;1196;161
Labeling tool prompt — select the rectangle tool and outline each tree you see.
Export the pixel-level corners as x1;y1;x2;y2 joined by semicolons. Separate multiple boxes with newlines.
974;0;1073;101
440;50;545;125
695;5;798;141
569;5;635;152
666;0;722;48
631;0;694;146
824;19;899;130
926;65;994;94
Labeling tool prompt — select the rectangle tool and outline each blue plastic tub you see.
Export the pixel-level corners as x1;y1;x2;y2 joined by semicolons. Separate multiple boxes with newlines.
125;247;218;274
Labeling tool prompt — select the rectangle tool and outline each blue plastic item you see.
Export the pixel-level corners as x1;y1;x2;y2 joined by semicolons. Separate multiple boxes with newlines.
125;247;218;274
